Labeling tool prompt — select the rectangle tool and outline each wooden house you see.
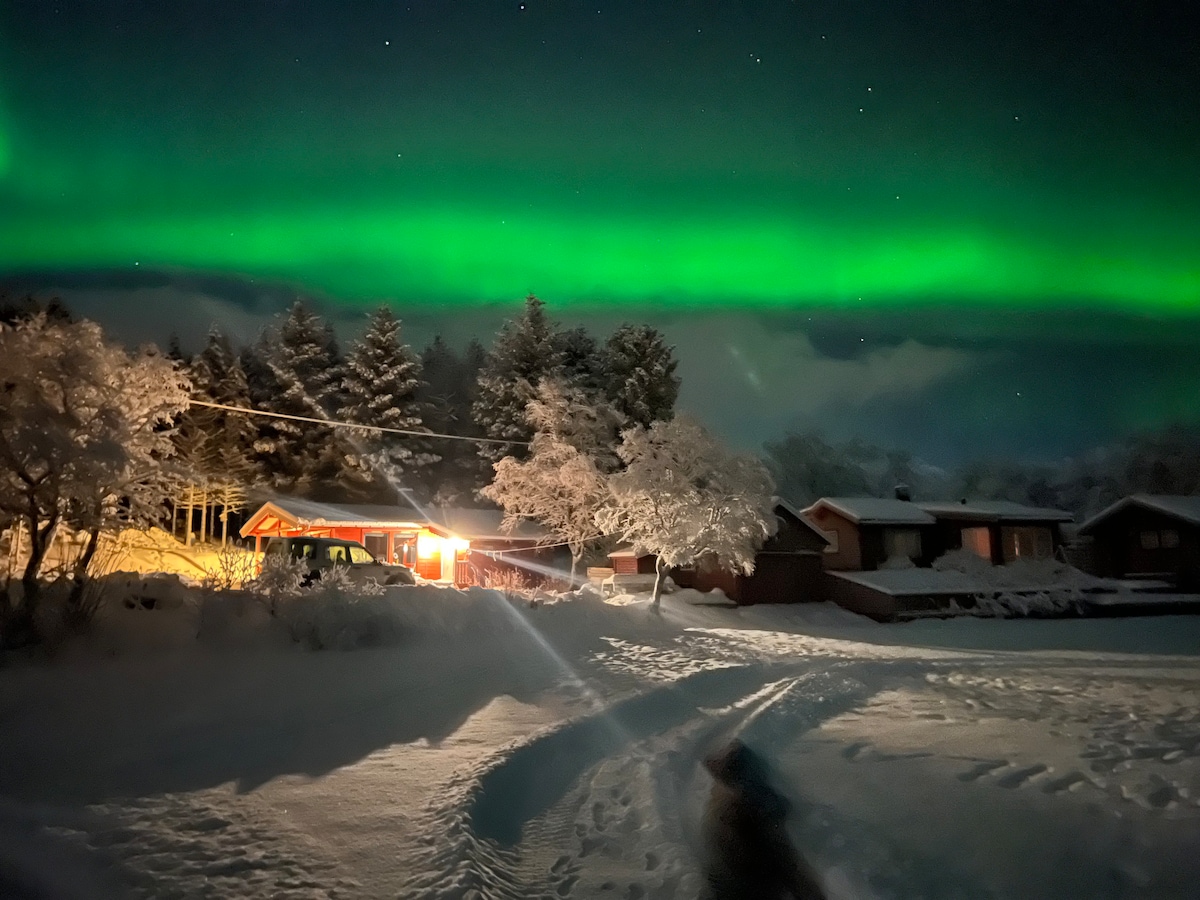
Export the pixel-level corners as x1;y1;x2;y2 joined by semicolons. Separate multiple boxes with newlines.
801;496;1072;572
240;498;549;585
801;497;938;571
915;500;1072;564
1077;494;1200;589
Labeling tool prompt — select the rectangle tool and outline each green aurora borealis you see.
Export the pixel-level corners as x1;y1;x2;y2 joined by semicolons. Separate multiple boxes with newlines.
2;1;1198;314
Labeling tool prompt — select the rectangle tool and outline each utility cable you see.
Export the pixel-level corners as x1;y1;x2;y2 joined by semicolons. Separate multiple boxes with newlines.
189;399;530;447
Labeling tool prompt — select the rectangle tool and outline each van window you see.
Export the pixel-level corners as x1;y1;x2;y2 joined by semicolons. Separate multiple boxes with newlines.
265;541;285;556
349;546;374;564
326;545;349;564
291;542;317;560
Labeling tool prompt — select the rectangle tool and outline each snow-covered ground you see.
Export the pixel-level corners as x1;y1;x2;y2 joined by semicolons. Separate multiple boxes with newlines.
1;584;1198;899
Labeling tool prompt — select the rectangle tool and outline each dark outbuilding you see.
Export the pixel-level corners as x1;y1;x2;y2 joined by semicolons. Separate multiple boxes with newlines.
1078;494;1200;590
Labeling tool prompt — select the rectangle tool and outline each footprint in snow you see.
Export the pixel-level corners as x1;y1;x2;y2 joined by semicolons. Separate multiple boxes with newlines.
1042;771;1088;794
957;760;1009;782
842;742;870;761
997;763;1050;789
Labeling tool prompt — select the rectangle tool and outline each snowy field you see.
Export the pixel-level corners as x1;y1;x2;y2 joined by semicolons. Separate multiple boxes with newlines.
2;585;1199;899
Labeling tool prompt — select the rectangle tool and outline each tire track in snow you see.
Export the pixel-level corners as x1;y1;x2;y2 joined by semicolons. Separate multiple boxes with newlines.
404;663;793;900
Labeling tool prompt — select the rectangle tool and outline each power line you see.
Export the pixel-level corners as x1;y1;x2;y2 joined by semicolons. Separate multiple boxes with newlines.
188;399;530;448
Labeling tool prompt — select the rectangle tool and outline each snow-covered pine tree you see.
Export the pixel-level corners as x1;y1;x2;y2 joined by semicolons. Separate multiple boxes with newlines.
339;306;437;490
277;300;340;412
243;304;369;497
239;332;297;489
555;326;604;394
600;324;680;429
596;416;777;609
473;294;564;462
417;337;491;503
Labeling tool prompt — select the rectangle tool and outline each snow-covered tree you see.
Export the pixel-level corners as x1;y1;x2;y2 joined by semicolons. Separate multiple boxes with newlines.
0;293;72;326
418;336;490;503
339;306;437;488
473;295;564;461
244;305;372;498
555;325;604;394
480;380;624;582
763;430;877;504
0;316;190;639
277;300;341;412
173;327;260;544
600;324;680;428
597;417;777;608
239;332;304;487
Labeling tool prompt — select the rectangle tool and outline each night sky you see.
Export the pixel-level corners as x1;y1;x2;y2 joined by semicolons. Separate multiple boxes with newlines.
2;1;1198;463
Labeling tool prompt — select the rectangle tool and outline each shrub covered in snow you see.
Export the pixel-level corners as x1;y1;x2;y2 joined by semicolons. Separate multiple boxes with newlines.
245;555;307;610
200;543;259;591
933;549;1090;617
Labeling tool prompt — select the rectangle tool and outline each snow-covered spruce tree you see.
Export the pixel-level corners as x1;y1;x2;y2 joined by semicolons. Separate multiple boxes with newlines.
596;416;777;609
418;336;490;503
555;325;604;394
339;306;438;489
252;303;373;498
600;324;680;428
276;300;341;412
0;316;190;640
473;294;564;462
480;380;624;583
240;332;304;489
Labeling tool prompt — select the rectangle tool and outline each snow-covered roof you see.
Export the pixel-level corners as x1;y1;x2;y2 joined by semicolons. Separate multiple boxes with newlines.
255;498;428;529
830;569;989;596
242;498;548;542
774;499;832;544
916;501;1074;523
1078;494;1200;534
830;567;1102;597
803;497;936;526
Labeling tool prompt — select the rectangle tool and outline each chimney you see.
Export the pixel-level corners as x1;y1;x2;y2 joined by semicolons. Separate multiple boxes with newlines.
894;484;912;502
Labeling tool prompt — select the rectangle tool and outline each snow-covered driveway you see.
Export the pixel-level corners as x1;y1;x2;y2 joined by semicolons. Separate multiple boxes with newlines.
1;591;1198;899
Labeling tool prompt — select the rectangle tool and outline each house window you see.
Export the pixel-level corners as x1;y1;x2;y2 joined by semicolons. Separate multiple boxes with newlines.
884;528;922;560
363;533;388;560
1141;529;1180;550
961;526;992;560
1003;526;1053;560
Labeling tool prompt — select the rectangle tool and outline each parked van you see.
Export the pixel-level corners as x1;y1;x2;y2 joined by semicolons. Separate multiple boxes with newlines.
262;536;416;586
